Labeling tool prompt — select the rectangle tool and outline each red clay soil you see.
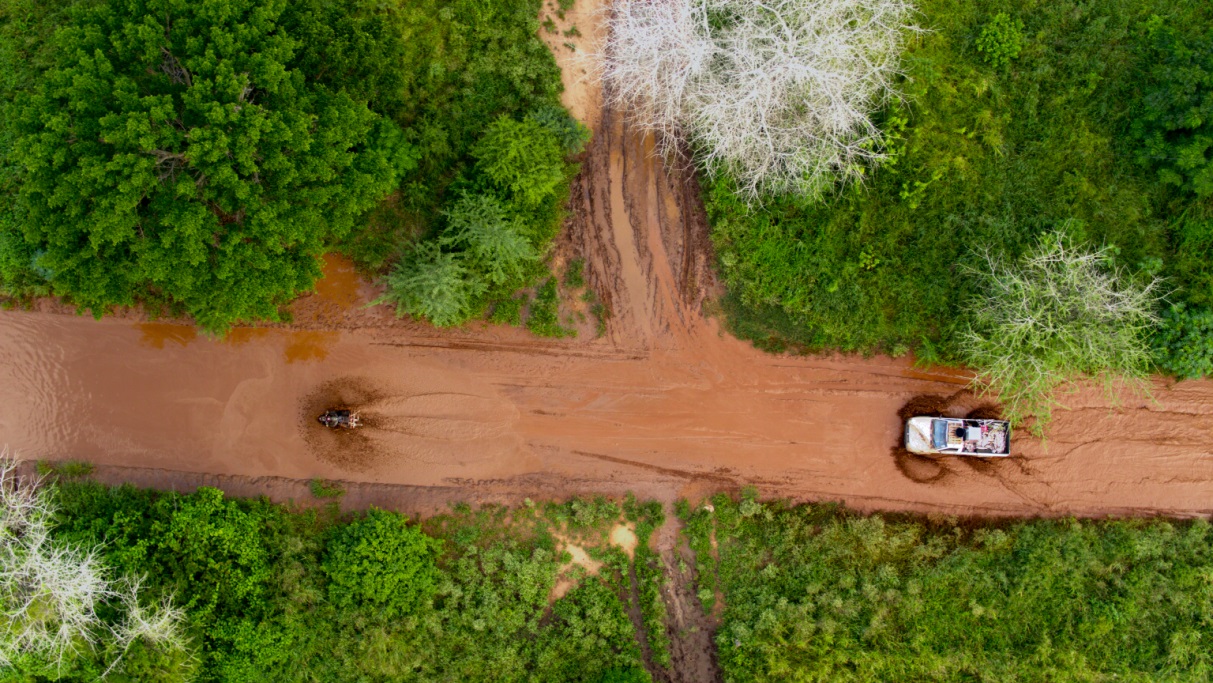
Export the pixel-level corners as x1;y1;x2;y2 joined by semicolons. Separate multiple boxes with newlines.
2;103;1211;521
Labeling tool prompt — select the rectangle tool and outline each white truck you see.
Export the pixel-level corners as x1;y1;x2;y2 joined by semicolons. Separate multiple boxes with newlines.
904;417;1010;457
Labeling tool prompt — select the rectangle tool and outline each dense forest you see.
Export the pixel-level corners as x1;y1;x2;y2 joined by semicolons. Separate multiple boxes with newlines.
0;0;582;332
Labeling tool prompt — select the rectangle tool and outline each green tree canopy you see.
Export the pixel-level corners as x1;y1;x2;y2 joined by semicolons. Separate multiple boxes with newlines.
322;509;441;617
6;0;407;331
473;116;566;208
1134;20;1213;198
441;193;537;286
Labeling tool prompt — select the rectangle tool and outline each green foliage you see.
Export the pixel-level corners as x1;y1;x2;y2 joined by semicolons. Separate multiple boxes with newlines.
1133;20;1213;197
564;258;587;289
34;460;94;479
322;509;440;617
49;484;299;682
376;242;482;327
0;0;579;333
380;104;579;329
628;504;671;670
489;294;525;325
976;12;1025;68
1153;303;1213;379
1;0;405;332
690;497;1213;682
597;668;652;683
474;116;568;208
709;0;1213;370
529;104;592;156
527;276;575;338
308;479;344;499
47;482;653;682
441;193;538;287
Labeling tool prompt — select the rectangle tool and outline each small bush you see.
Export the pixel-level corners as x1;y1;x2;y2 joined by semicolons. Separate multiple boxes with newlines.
1153;303;1213;379
441;194;538;287
564;258;586;289
322;509;441;617
309;479;344;499
976;13;1025;68
377;243;483;327
473;117;567;208
527;277;575;338
528;104;592;156
489;295;525;326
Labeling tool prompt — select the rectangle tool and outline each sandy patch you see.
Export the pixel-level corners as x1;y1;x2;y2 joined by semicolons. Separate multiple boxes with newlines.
537;0;606;132
549;539;604;602
609;523;638;557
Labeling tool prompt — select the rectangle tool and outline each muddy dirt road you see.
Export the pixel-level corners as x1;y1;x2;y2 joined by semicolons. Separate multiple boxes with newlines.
2;98;1211;519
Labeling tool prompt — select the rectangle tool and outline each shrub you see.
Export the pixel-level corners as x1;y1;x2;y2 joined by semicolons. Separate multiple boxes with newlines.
960;230;1161;430
442;194;538;287
322;509;440;617
602;0;917;200
1153;303;1213;379
527;277;575;338
377;242;483;327
473;116;568;208
308;479;344;499
528;104;592;156
976;13;1025;68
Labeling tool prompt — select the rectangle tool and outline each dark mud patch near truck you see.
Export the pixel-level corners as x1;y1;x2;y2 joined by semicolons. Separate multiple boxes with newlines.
892;392;1009;485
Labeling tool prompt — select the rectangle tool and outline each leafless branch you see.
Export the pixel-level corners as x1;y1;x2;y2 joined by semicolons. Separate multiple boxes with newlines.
601;0;918;201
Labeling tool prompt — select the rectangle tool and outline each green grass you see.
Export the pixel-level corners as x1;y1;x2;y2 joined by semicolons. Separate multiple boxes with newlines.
35;460;94;479
684;494;1213;682
527;276;576;338
708;0;1213;361
308;478;344;499
564;258;586;289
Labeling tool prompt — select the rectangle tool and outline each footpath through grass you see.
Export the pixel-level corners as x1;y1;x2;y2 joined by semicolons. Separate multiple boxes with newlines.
682;494;1213;682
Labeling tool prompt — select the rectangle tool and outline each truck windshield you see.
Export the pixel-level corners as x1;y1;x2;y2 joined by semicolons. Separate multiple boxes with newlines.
932;419;949;449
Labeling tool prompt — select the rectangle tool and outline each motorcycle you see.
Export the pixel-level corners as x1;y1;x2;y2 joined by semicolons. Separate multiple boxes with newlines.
318;409;361;429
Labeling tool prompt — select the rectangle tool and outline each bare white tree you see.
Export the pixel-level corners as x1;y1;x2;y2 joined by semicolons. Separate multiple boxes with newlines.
0;453;187;677
0;455;110;671
601;0;917;200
